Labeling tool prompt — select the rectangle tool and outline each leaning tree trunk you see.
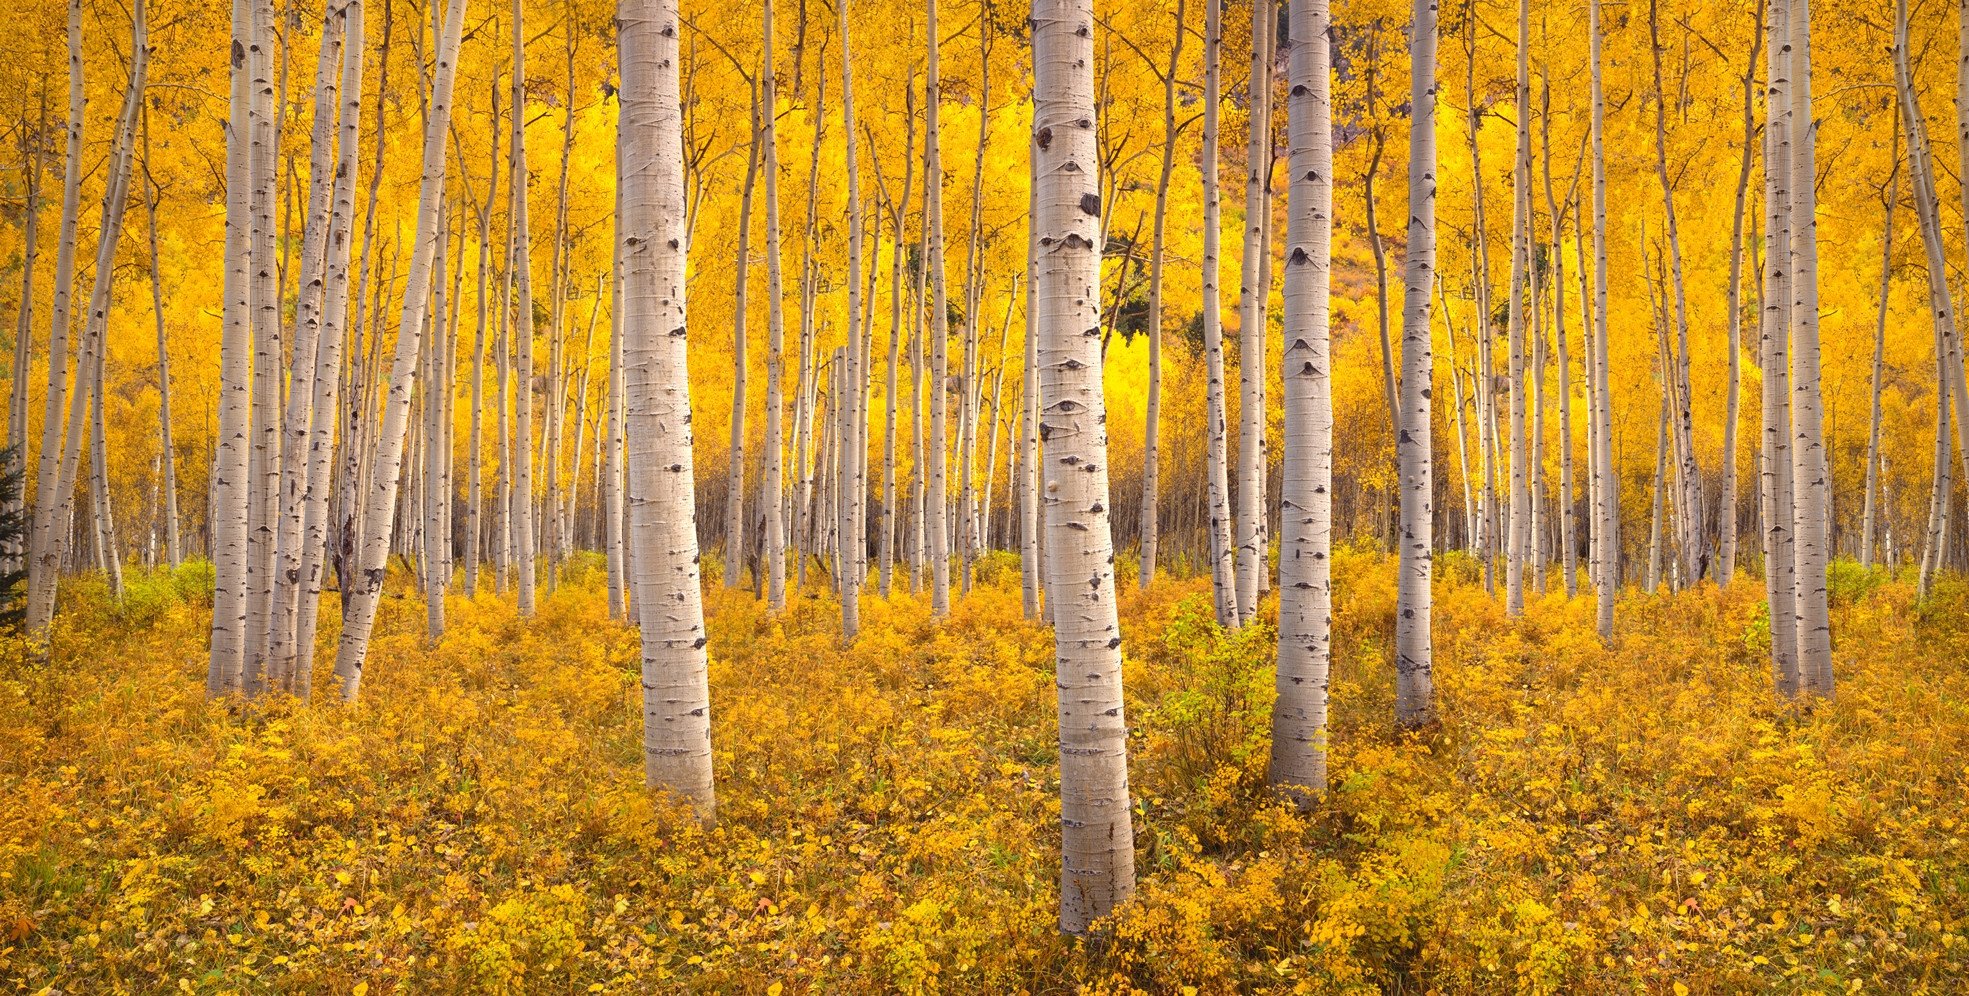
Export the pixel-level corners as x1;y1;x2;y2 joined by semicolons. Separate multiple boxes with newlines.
620;0;716;823
1394;0;1439;729
1139;0;1185;590
1270;0;1334;806
31;0;147;639
330;0;467;701
1538;75;1573;597
28;0;88;640
1719;8;1763;588
1034;0;1134;933
292;0;367;701
724;96;760;589
1200;0;1239;627
1861;141;1897;570
1787;0;1831;697
1232;0;1271;624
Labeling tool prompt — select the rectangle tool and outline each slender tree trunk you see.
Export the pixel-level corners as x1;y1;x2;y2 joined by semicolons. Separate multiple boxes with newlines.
1538;74;1573;597
1647;386;1667;594
244;0;282;694
1648;0;1706;588
1233;0;1272;623
332;0;467;700
1395;0;1439;728
1762;0;1799;696
606;139;628;618
1271;0;1333;804
292;0;365;700
1200;0;1238;627
1139;0;1184;590
1021;135;1040;619
925;0;951;615
5;96;46;576
1718;3;1763;587
1589;0;1617;640
724;95;761;588
836;0;865;638
34;0;148;639
620;0;716;822
1786;0;1830;696
760;0;788;611
467;85;499;595
510;0;537;615
31;0;88;640
878;80;915;599
140;112;181;569
1504;0;1530;616
1861;150;1897;570
1035;0;1133;931
424;202;450;640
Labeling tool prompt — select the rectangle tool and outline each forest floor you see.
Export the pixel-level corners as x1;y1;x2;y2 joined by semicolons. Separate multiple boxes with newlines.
2;549;1967;994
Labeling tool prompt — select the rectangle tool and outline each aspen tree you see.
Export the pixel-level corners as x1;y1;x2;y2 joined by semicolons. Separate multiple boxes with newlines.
607;129;628;619
724;92;761;589
1233;0;1271;624
760;0;789;611
1861;138;1898;570
1271;0;1334;804
1504;0;1530;617
510;0;538;616
836;0;864;638
620;0;716;822
467;83;501;595
1588;0;1616;641
245;0;280;693
1200;0;1239;627
425;202;451;641
792;62;825;590
1648;0;1705;587
293;0;366;701
1785;0;1831;696
29;0;87;641
331;0;468;700
878;77;916;599
5;98;44;577
1033;0;1133;932
1537;73;1573;597
139;113;180;570
269;4;347;689
1719;2;1764;588
32;0;148;638
1139;0;1187;590
1022;132;1040;621
924;0;951;616
1761;0;1798;697
1395;0;1440;729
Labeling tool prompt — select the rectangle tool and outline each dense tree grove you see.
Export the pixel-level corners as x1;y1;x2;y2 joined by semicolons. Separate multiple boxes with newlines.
0;0;1962;979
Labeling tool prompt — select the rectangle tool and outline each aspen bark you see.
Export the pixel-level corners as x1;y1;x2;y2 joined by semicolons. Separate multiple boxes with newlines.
1504;0;1530;616
621;0;716;823
924;0;951;616
1200;0;1239;627
140;113;181;569
1395;0;1439;728
1787;0;1831;697
1588;0;1616;640
1861;142;1897;570
1271;0;1333;804
837;0;864;638
1138;0;1185;590
1034;0;1133;932
1762;0;1799;697
467;83;500;595
30;0;88;640
245;0;280;693
760;0;788;611
1649;0;1706;587
1719;4;1764;588
5;97;44;576
1021;134;1040;620
1233;0;1271;624
1538;75;1573;597
724;96;761;589
510;0;537;616
878;80;915;599
331;0;467;700
292;0;366;701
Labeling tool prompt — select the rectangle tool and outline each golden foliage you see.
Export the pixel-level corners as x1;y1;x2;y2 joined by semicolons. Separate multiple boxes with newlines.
3;557;1967;993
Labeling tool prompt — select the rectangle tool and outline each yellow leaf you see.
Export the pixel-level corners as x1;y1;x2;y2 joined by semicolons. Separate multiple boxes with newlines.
1674;984;1689;996
352;983;369;996
335;871;352;886
749;871;767;886
767;984;784;996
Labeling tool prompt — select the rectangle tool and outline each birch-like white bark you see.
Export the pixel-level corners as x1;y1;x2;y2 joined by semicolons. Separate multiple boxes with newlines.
1200;0;1239;627
1394;0;1439;729
1271;0;1333;805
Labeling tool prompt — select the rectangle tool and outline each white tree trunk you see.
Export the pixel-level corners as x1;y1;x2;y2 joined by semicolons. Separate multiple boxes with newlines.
924;0;951;616
140;114;181;570
759;0;787;612
1200;0;1239;627
1504;0;1530;616
1589;0;1617;641
1719;12;1763;588
1034;0;1134;932
244;0;281;695
1538;76;1574;598
1861;142;1897;570
1762;0;1799;697
510;0;537;616
330;0;467;701
1139;0;1186;591
1271;0;1333;805
1394;0;1439;729
1787;0;1831;697
621;0;716;822
1233;0;1271;624
836;0;865;638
